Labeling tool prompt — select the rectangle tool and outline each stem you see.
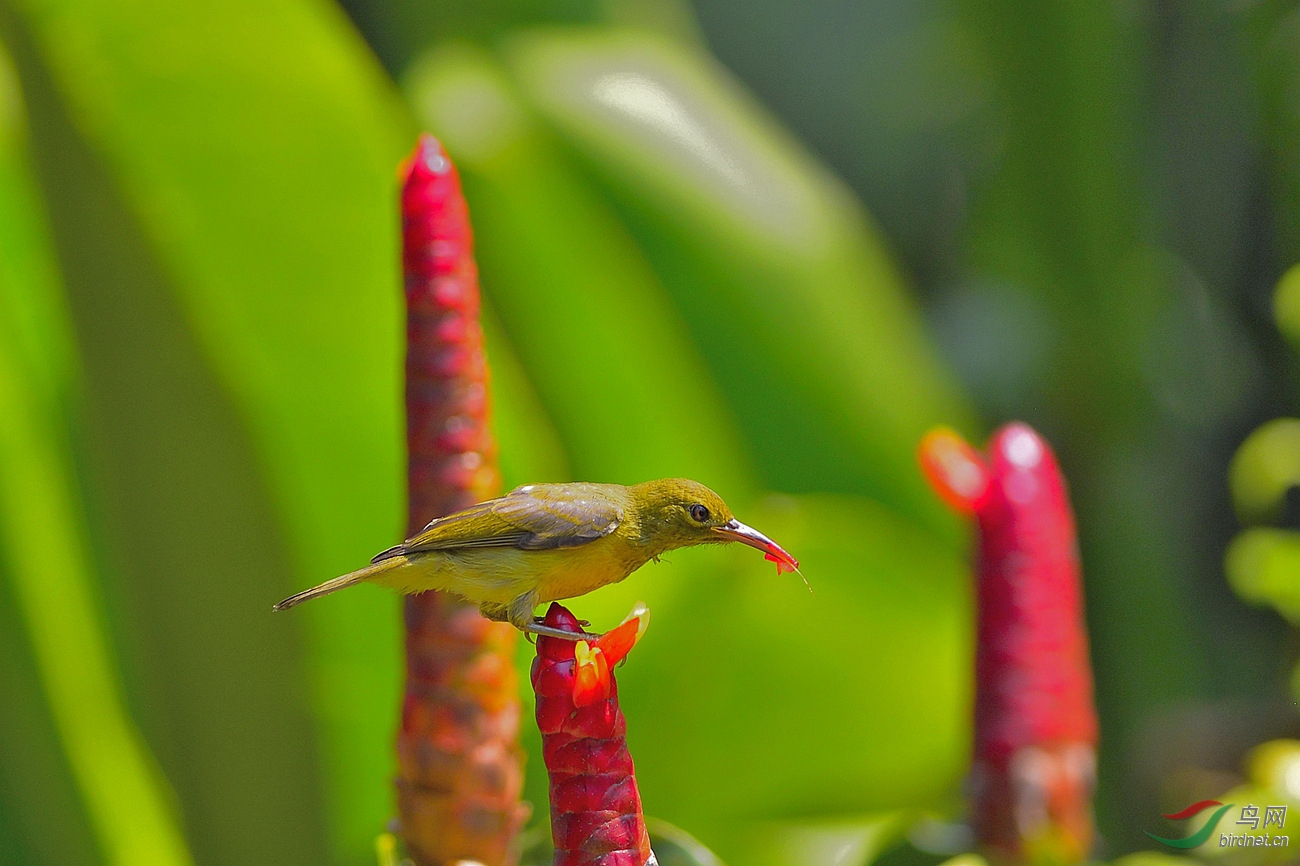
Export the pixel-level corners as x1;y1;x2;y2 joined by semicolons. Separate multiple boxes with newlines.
395;134;527;866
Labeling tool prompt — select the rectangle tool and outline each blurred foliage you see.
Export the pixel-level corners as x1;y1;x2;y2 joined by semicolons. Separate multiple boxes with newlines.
1226;270;1300;729
0;1;1296;866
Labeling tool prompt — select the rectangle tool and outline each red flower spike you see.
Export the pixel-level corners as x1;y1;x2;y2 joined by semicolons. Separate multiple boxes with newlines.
533;603;654;866
396;135;527;866
919;422;1097;865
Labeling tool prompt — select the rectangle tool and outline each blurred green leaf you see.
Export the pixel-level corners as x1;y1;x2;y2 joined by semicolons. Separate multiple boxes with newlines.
646;817;727;866
726;811;914;866
0;132;193;866
1226;527;1300;624
406;43;753;491
482;298;572;487
502;28;972;538
1274;263;1300;348
0;45;146;866
0;312;195;866
0;0;418;859
1109;854;1197;866
1246;738;1300;795
1228;419;1300;526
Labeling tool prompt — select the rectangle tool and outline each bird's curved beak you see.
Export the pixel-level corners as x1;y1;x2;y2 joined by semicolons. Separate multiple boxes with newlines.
712;518;800;575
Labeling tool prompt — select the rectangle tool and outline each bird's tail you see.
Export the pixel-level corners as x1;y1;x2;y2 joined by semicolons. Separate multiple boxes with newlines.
272;556;407;611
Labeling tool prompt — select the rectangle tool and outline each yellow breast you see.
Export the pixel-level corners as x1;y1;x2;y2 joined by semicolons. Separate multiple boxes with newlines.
531;534;647;603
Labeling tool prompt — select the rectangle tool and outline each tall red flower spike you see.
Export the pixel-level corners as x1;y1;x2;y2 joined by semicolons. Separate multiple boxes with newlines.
396;135;528;866
532;603;654;866
919;423;1098;865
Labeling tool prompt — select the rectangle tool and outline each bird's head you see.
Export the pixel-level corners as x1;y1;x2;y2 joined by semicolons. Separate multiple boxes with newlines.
629;479;799;573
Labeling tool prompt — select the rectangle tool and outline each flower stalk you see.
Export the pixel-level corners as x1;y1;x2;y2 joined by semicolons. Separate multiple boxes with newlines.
396;134;528;866
532;602;655;866
920;423;1098;865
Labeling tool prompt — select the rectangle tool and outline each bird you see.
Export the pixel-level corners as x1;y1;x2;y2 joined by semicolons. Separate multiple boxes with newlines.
273;478;800;640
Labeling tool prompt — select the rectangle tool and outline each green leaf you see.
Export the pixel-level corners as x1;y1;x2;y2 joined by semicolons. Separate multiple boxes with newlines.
1226;527;1300;624
0;96;193;866
0;46;145;866
1109;854;1198;866
502;28;971;537
482;298;571;486
405;42;753;492
721;811;914;866
1228;418;1300;526
646;817;727;866
0;0;418;859
1274;262;1300;348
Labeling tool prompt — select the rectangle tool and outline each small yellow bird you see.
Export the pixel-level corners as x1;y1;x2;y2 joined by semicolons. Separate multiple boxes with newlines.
274;478;798;639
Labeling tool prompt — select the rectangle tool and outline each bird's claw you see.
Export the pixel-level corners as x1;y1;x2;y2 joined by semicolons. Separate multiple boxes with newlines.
521;619;600;642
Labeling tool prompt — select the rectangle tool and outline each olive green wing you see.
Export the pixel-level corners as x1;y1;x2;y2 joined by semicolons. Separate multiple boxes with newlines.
372;483;624;562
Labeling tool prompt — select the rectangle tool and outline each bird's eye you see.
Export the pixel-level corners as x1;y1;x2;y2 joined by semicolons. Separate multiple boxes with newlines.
689;504;710;523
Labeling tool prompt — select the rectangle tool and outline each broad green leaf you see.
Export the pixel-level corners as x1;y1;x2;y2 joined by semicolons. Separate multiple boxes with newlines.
483;298;571;487
0;46;166;866
406;43;752;493
502;29;972;538
0;294;194;866
1;0;416;860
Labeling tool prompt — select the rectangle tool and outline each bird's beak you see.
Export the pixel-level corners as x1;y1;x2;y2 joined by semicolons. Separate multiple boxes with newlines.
712;518;800;575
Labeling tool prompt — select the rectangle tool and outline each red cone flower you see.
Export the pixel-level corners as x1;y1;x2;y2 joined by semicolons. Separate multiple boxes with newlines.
532;603;653;866
396;135;527;866
920;423;1098;864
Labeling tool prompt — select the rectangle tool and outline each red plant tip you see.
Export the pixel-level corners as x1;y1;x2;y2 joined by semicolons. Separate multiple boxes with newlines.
988;421;1047;474
401;134;452;185
919;426;993;514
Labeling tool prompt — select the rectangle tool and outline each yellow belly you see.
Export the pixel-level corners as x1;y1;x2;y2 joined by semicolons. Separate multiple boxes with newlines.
375;534;646;607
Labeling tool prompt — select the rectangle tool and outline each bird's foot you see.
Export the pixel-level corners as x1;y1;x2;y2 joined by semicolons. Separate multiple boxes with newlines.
520;619;600;642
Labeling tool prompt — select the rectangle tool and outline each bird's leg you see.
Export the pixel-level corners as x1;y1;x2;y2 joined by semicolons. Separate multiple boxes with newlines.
504;590;599;642
521;620;600;642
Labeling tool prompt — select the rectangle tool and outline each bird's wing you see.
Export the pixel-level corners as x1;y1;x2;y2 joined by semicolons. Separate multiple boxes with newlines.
373;483;624;562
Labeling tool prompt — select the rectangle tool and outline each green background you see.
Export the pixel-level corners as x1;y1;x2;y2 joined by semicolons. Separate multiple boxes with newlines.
0;1;1293;864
